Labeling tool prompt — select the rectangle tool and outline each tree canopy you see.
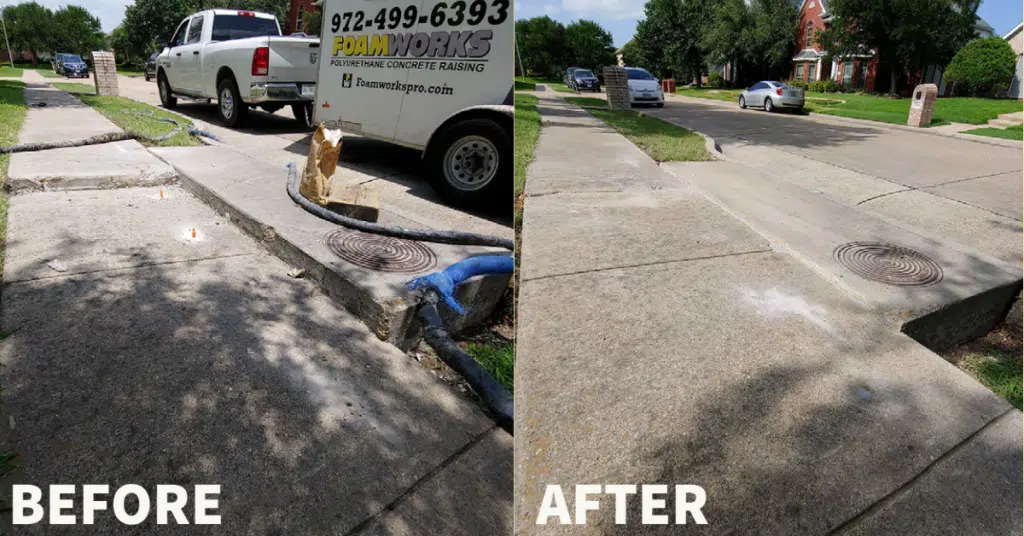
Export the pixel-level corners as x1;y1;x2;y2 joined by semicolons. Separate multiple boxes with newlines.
634;0;715;83
945;36;1017;97
515;16;569;78
0;2;104;63
816;0;980;94
564;20;616;74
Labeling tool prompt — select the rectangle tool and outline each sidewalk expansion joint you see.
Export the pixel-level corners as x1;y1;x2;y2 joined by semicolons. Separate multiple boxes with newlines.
522;248;773;283
826;407;1016;535
342;426;500;536
3;253;256;285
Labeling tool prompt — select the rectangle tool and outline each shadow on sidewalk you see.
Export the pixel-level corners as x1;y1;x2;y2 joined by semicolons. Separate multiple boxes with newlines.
0;232;505;534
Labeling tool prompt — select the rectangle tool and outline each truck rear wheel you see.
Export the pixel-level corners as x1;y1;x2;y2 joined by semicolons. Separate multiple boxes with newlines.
292;103;314;129
428;118;511;212
217;78;247;127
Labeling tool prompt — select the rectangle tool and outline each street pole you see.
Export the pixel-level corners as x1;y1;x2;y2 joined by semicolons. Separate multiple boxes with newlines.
0;9;13;69
514;34;526;78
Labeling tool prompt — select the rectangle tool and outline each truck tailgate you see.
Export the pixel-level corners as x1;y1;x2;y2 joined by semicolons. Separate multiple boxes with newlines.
267;36;320;83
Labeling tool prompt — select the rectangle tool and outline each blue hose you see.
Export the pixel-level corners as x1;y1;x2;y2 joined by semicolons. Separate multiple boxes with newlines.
408;255;514;314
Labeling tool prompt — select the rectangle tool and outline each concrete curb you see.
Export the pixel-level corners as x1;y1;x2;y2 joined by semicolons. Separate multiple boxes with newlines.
666;92;1023;149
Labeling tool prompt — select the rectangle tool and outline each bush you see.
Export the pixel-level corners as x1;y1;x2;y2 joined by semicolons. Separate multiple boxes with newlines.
945;37;1017;98
708;72;724;88
807;79;840;93
787;79;808;89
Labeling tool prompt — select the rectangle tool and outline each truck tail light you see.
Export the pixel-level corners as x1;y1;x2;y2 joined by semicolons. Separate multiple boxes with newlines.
252;47;269;76
238;11;255;17
776;88;783;96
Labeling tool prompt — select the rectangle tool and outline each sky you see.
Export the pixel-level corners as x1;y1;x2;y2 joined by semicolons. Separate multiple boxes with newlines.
513;0;1024;48
1;0;1019;42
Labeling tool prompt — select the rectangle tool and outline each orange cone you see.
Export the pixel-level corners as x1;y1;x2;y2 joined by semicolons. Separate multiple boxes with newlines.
191;228;196;238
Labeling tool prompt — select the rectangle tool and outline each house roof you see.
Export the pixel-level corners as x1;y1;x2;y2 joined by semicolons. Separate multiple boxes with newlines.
1006;22;1024;40
974;16;995;35
797;0;827;15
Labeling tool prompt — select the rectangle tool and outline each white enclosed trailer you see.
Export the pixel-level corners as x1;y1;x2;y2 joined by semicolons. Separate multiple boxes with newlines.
312;0;513;210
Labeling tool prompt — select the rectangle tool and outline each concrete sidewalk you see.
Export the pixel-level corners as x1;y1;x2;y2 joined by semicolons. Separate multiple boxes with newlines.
6;80;175;191
0;81;511;534
0;185;512;535
515;93;1022;533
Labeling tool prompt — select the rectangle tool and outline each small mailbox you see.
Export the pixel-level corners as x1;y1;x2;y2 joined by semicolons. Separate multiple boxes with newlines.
907;83;938;127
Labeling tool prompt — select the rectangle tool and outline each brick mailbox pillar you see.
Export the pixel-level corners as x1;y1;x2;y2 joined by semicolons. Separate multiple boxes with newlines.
91;51;119;97
603;66;630;111
907;83;937;127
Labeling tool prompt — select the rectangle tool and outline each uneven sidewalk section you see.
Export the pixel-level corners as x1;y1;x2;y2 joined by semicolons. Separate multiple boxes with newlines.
0;186;511;534
6;83;175;191
149;145;511;349
515;95;1022;533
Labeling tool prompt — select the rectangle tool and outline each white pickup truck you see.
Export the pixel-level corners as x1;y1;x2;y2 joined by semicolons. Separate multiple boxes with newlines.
155;9;321;127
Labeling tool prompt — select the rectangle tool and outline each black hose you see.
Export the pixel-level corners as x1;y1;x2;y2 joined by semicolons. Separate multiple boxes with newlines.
417;294;513;434
285;163;514;250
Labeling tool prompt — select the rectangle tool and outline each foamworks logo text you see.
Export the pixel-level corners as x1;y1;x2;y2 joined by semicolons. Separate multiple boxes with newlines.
332;30;492;58
355;77;454;95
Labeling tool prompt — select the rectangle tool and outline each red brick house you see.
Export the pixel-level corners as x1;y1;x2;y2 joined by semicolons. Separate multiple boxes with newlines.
791;0;877;91
286;0;319;34
791;0;995;94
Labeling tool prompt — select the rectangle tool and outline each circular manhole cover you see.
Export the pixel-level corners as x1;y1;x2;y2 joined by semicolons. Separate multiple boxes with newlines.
323;229;437;274
833;242;943;287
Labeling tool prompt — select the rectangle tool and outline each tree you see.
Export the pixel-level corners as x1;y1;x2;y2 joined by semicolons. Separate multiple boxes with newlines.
702;0;756;83
302;10;322;36
1;2;52;65
51;6;105;57
635;0;714;83
620;40;641;67
816;0;980;95
750;0;799;81
515;16;568;77
944;36;1017;97
564;20;616;74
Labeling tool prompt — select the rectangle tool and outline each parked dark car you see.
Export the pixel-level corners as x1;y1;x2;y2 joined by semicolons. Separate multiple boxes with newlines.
59;54;89;78
564;66;580;88
144;52;159;82
570;69;600;92
52;53;70;73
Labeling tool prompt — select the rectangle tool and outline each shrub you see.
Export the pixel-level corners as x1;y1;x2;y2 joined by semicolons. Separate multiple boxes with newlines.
807;79;840;93
945;37;1017;98
708;72;724;88
787;79;808;89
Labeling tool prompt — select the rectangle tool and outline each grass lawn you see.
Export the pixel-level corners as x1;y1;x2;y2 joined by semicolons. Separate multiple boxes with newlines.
943;321;1022;410
19;65;61;78
962;123;1024;141
584;107;710;162
515;76;572;93
118;69;146;78
564;96;607;108
514;93;541;219
53;83;200;147
463;336;514;391
0;66;23;78
515;79;536;91
0;80;28;270
677;86;1022;126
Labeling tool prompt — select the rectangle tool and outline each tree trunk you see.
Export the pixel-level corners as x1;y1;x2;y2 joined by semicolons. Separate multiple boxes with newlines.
889;63;897;96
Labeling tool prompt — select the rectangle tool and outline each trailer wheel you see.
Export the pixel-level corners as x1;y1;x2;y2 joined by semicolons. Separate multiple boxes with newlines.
292;103;314;129
428;118;511;212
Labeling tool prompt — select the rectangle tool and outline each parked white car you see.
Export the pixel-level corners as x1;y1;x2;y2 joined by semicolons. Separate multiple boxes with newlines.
625;67;664;107
155;9;320;127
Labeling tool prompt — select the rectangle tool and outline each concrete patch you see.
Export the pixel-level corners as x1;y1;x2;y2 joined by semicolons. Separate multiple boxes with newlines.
0;254;495;535
515;251;1012;534
7;140;177;192
840;410;1022;535
149;146;510;348
520;179;769;280
17;84;120;144
3;186;252;282
923;172;1023;221
861;189;1023;265
357;428;513;535
525;101;681;196
663;160;1022;350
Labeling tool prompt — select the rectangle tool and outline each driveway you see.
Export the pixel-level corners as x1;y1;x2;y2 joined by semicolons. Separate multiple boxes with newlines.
644;96;1023;264
111;73;511;239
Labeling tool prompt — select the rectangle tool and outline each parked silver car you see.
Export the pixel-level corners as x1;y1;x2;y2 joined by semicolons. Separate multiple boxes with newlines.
739;81;804;113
